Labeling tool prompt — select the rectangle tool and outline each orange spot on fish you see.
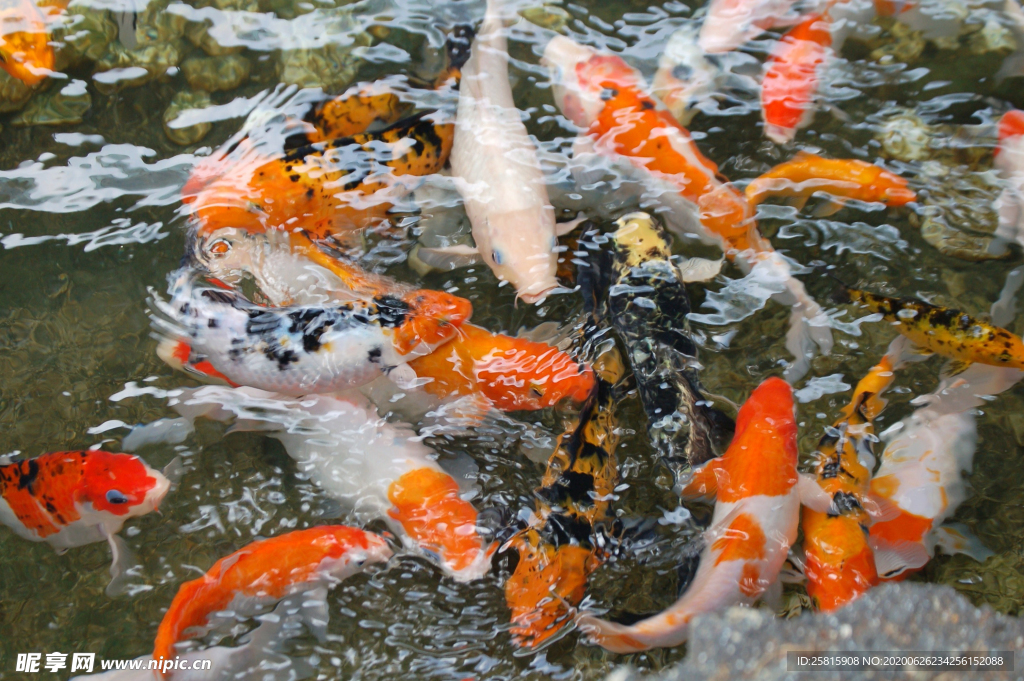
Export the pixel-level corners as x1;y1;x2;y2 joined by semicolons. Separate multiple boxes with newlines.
738;562;763;598
713;513;767;565
762;15;831;142
869;508;933;546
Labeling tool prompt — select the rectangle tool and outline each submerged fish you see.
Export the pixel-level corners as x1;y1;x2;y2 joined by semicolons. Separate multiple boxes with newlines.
165;386;494;581
761;14;832;145
407;323;595;411
838;285;1024;373
503;349;624;647
995;109;1024;247
0;0;54;85
602;213;733;479
543;35;832;378
448;0;560;303
0;450;169;595
700;0;801;53
577;377;803;652
652;23;723;126
746;152;916;212
150;272;471;396
801;351;902;611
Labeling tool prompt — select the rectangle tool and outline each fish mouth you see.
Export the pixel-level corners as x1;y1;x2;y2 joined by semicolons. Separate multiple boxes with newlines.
517;283;560;305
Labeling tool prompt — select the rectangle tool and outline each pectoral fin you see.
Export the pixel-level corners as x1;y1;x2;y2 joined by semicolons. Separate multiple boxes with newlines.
555;213;590;237
797;473;833;514
676;256;725;283
409;243;483;275
930;523;994;564
810;197;848;218
941;359;974;379
105;530;138;597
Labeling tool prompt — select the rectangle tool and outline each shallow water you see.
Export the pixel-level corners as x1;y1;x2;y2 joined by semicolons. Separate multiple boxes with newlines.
2;0;1024;678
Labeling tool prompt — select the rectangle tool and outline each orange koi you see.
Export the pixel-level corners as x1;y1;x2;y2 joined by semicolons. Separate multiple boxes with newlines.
407;324;595;411
802;356;896;611
746;151;916;211
761;14;832;145
577;377;803;652
152;526;392;671
0;0;54;85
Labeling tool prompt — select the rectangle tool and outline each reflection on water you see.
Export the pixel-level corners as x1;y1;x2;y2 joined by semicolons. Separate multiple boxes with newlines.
2;0;1024;677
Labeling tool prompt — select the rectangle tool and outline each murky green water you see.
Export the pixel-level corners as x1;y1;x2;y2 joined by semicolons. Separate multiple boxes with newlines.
2;0;1024;678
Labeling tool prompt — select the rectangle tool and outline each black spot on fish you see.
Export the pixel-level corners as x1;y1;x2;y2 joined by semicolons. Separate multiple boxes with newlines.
207;318;219;329
374;295;410;328
539;512;594;548
17;459;39;492
600;88;617;100
289;174;301;182
828;491;862;517
368;346;383;363
640;100;654;110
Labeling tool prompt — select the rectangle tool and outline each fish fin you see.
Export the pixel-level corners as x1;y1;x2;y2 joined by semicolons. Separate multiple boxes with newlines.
296;586;331;643
786;194;811;211
700;402;736;457
105;531;137;598
870;539;932;580
555;212;589;237
121;417;195;451
941;359;974;379
862;492;903;524
930;523;994;564
797;473;833;513
162;456;186;485
677;459;720;502
991;266;1024;327
780;546;807;583
417;394;493;439
676;256;725;283
810;197;848;218
575;614;659;654
409;244;484;275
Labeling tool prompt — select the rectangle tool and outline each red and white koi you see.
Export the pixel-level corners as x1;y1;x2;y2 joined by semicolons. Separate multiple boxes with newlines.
577;377;819;652
699;0;802;53
761;14;832;145
149;270;471;396
0;450;169;595
995;109;1024;248
448;0;560;304
543;36;832;379
163;385;494;582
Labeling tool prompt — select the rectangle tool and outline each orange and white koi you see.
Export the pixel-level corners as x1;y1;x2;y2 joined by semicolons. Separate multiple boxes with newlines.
699;0;803;53
150;270;471;396
995;109;1024;247
164;386;494;582
577;377;808;652
543;36;832;379
0;0;54;85
761;14;832;145
746;151;916;212
449;0;560;304
0;450;169;594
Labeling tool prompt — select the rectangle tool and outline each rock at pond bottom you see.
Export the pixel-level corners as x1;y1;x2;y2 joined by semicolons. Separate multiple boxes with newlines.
163;90;212;145
604;584;1024;681
12;80;92;127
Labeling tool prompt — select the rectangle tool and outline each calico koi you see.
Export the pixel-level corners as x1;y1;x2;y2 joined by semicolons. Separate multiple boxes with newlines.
746;151;916;212
503;350;623;646
838;285;1024;373
577;377;804;652
150;271;471;396
761;15;832;145
0;0;54;85
0;450;169;594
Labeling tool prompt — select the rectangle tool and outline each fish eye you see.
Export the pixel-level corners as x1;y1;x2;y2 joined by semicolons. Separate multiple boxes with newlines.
106;490;129;505
208;239;231;256
492;250;502;265
530;385;545;398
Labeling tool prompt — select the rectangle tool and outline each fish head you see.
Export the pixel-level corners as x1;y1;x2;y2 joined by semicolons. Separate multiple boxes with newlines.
872;175;916;206
699;0;767;53
381;290;472;356
999;110;1024;143
470;208;560;305
0;9;54;87
802;510;877;611
543;36;638;129
474;338;596;410
79;451;170;518
996;109;1024;166
190;226;267;282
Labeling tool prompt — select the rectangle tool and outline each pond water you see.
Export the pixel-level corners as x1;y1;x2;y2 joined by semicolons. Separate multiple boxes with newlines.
2;0;1024;678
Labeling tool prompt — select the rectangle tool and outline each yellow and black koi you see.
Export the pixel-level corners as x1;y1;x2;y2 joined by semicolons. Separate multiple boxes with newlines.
501;349;624;648
837;284;1024;373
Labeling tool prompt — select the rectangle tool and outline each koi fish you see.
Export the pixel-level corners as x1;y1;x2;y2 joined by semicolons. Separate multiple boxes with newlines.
576;377;804;652
162;386;494;581
0;450;170;595
994;109;1024;247
150;271;471;396
801;347;908;611
699;0;801;53
761;14;832;145
0;0;54;85
837;284;1024;373
543;35;833;379
448;0;560;304
407;323;595;411
599;213;733;480
503;349;624;646
187;227;593;413
746;152;916;213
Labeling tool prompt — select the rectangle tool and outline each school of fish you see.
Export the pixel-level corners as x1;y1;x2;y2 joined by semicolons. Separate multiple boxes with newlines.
6;0;1024;676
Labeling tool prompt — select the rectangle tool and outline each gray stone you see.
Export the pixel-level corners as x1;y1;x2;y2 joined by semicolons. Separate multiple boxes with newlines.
606;584;1024;681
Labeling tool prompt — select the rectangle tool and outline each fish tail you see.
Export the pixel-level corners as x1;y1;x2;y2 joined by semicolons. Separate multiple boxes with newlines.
576;614;666;654
826;274;854;305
